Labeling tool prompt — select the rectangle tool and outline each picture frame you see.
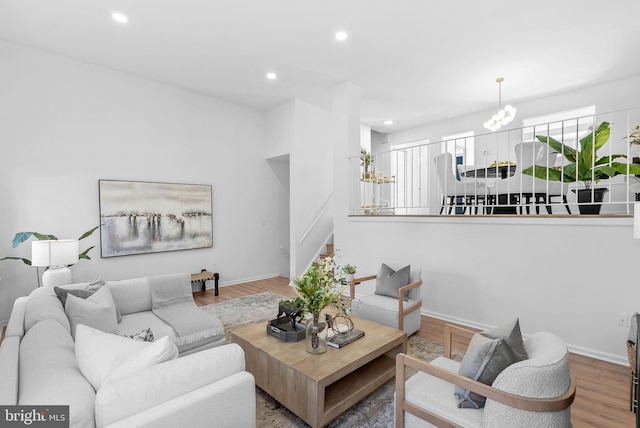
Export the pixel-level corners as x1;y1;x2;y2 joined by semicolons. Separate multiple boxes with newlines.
98;179;213;257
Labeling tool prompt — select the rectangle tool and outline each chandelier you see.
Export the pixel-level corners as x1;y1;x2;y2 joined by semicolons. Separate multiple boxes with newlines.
483;77;516;132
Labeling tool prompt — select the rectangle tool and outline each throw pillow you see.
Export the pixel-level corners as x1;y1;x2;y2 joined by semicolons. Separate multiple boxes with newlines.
374;264;410;299
55;278;122;323
75;324;178;391
454;334;522;409
481;318;528;360
65;286;118;339
122;328;155;342
54;287;94;307
453;318;528;409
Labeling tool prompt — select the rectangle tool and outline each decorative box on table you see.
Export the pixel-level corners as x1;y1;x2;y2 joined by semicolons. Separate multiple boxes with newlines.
266;318;305;342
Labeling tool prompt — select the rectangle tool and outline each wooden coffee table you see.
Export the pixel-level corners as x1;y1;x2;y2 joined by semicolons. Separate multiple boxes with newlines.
231;317;407;428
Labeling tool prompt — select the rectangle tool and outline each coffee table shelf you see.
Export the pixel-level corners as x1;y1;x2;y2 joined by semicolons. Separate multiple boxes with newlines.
324;354;396;417
231;317;406;428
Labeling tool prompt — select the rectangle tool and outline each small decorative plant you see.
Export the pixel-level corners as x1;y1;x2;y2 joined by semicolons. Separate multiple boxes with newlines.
522;121;640;189
341;264;356;275
1;226;100;265
292;256;348;353
361;148;374;176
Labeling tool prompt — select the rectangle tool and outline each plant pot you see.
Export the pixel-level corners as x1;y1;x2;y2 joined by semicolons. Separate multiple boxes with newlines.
305;313;330;354
344;273;354;284
572;188;608;215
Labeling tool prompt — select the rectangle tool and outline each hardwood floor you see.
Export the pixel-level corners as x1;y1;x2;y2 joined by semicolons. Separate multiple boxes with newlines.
197;276;635;428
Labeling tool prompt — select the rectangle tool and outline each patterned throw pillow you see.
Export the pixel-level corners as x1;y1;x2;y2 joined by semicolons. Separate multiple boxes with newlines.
122;328;155;342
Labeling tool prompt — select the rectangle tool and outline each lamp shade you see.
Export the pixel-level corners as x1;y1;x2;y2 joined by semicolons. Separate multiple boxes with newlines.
32;240;79;267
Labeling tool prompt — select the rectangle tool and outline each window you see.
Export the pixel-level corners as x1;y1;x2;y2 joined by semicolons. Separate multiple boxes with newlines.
391;139;430;209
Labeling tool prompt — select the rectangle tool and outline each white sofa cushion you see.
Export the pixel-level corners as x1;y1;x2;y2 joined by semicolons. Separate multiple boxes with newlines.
106;278;152;315
19;319;96;428
65;286;118;338
24;291;70;333
75;324;178;391
0;336;20;405
95;343;249;427
117;311;226;354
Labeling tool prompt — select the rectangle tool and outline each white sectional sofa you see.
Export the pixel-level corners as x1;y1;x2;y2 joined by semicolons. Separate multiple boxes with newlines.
0;273;256;428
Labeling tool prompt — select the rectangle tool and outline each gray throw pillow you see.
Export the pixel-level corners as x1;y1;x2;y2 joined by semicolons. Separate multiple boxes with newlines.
454;334;522;409
453;318;528;408
54;287;94;307
374;264;410;299
55;283;123;323
482;318;527;360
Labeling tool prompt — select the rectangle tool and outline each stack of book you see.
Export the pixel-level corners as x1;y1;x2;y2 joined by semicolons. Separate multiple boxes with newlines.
327;328;365;349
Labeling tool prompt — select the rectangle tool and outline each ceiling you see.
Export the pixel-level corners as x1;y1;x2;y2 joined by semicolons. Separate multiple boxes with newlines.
1;0;639;133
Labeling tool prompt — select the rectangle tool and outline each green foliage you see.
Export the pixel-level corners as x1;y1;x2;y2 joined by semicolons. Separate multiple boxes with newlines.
1;226;100;265
292;256;348;316
360;148;373;167
522;122;640;188
341;264;356;275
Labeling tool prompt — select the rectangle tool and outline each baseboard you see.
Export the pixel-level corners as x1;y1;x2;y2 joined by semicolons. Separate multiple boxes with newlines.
210;273;283;289
422;309;495;332
423;310;629;367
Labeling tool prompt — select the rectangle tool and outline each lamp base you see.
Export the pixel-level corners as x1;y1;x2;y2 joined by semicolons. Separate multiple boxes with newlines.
42;266;73;287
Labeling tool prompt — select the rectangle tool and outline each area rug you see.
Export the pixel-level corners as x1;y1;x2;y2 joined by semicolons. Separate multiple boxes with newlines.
201;291;463;428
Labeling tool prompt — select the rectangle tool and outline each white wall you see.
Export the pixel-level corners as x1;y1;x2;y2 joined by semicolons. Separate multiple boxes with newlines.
0;41;282;324
336;75;640;364
291;101;332;275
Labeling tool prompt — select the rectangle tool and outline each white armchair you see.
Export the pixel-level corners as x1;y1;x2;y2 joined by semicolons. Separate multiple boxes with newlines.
395;324;576;427
349;265;422;336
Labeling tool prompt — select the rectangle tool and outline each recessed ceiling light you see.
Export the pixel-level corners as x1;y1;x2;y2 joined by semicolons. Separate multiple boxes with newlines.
266;72;277;80
383;120;394;125
112;12;128;23
335;31;348;41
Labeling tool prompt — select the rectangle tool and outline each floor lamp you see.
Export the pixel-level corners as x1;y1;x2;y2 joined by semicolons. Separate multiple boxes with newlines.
31;239;79;287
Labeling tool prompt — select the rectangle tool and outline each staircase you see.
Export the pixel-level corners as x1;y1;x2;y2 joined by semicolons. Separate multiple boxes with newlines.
319;243;334;260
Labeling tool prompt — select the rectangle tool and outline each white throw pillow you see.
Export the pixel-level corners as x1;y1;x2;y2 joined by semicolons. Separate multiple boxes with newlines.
65;285;118;338
75;324;178;391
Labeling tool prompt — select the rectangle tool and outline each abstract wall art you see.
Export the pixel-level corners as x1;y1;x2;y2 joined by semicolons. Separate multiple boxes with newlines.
99;180;213;257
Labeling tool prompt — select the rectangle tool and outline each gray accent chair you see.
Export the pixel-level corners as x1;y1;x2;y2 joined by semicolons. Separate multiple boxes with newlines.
349;267;422;336
395;324;576;427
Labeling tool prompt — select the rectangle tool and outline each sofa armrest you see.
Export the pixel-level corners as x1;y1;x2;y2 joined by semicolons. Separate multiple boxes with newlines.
5;297;28;338
395;353;576;427
103;372;255;428
0;336;20;405
95;343;248;427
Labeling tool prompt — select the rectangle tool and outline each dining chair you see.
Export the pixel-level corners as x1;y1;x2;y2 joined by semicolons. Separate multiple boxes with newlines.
434;152;491;214
494;142;570;214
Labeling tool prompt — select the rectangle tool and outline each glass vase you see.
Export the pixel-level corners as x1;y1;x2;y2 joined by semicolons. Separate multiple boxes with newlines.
305;313;328;354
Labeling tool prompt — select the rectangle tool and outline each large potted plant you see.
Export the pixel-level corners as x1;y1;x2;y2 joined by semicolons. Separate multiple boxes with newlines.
522;121;640;214
292;256;348;354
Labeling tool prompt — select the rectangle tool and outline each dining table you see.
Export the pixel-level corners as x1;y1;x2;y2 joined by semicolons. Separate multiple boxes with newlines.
460;164;517;180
